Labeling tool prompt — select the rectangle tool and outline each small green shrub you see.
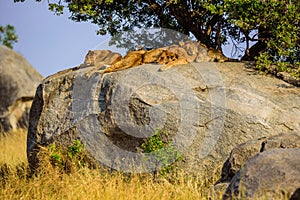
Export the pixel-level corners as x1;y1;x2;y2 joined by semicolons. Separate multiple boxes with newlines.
256;51;300;83
49;143;63;168
141;129;182;176
291;66;300;78
68;140;84;159
141;129;168;153
47;140;88;173
255;52;273;72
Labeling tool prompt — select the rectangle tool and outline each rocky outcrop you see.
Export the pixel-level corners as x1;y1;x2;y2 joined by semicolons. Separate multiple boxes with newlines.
260;64;300;87
81;50;122;69
0;45;43;133
27;59;300;176
218;133;300;183
214;133;300;198
223;148;300;199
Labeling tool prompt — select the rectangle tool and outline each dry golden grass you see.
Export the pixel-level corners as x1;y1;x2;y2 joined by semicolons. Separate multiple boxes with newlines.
1;169;222;200
0;129;27;165
0;129;224;200
0;129;293;200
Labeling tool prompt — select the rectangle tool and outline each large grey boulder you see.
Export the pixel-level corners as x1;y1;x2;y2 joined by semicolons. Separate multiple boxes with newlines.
223;148;300;199
0;45;43;133
27;61;300;177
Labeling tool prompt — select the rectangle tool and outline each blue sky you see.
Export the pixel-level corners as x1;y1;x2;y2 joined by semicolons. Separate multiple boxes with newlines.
0;1;107;77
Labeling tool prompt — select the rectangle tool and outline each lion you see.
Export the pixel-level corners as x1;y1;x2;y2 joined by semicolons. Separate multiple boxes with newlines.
83;40;232;74
102;50;145;73
102;48;188;73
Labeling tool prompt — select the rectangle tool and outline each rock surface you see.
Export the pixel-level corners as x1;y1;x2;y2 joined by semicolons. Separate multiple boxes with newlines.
218;133;300;183
223;148;300;199
0;45;43;133
82;50;122;68
27;60;300;176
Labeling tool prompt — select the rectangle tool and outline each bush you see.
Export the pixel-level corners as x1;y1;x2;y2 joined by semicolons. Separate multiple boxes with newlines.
141;129;182;177
38;140;96;174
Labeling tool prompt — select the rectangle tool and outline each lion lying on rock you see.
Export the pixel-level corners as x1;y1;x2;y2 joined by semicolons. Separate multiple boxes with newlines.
82;41;230;73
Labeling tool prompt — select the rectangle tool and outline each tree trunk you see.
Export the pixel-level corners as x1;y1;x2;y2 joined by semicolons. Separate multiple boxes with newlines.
242;27;269;61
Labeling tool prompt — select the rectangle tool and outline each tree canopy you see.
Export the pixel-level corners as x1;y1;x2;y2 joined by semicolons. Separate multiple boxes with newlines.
15;0;299;71
0;24;18;49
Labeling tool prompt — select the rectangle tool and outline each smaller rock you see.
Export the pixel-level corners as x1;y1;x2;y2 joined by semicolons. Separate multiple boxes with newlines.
223;148;300;199
218;133;300;183
0;45;43;133
290;188;300;200
82;50;122;69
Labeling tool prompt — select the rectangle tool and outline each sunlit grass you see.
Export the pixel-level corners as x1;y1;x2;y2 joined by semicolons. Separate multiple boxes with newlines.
0;129;293;200
0;129;222;200
0;129;27;165
0;169;219;200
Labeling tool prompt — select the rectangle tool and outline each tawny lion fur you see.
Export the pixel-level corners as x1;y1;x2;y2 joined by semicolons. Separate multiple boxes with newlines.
83;41;230;73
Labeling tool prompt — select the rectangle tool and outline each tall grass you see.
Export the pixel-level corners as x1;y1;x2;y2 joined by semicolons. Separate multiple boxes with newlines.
0;129;27;165
1;169;222;200
0;129;224;200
